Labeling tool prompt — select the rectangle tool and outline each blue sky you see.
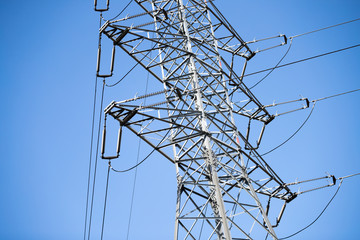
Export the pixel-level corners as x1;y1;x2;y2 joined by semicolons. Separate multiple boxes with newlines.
0;0;359;239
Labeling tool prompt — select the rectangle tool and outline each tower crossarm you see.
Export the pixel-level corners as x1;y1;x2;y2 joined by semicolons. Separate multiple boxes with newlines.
100;0;274;124
104;94;295;239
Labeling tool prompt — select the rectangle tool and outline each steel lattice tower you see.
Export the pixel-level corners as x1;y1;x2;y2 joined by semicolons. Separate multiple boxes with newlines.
99;0;303;239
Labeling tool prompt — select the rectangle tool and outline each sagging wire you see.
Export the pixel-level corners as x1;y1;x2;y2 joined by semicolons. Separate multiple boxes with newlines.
278;173;360;239
95;1;157;88
104;48;154;87
249;38;293;90
280;173;360;239
178;41;360;96
249;17;360;89
89;1;360;239
260;102;316;157
205;42;360;92
101;14;360;90
260;88;360;156
107;79;191;174
278;178;343;239
108;0;134;21
108;131;168;173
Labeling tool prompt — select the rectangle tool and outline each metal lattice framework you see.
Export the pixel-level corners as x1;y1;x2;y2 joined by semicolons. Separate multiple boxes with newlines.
96;0;333;239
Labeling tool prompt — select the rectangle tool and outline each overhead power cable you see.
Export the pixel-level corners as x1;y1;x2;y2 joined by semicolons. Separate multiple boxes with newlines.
245;43;360;78
87;80;106;240
109;88;360;170
105;42;360;90
104;14;360;89
279;173;360;239
108;0;134;21
91;1;360;238
100;163;111;240
249;39;293;90
83;75;99;240
311;88;360;102
338;172;360;180
109;146;157;173
208;42;360;92
109;119;173;173
248;17;360;89
261;102;316;157
126;45;153;240
279;179;343;240
126;137;143;240
84;13;104;240
105;49;154;87
290;17;360;39
261;88;360;156
109;125;170;174
108;88;194;173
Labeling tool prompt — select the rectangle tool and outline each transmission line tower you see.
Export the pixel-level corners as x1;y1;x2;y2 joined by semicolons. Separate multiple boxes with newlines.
92;0;343;239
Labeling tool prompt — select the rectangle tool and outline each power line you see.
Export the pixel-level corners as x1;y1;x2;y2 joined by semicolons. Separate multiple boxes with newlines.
105;49;154;87
109;123;173;173
108;84;194;173
83;75;99;240
339;172;360;180
245;43;360;79
249;39;293;90
278;173;360;239
126;47;153;240
108;0;134;21
312;88;360;102
260;102;316;157
104;20;360;89
92;2;360;238
87;80;106;240
261;88;360;156
110;84;360;172
84;13;104;240
100;163;111;240
104;42;360;94
279;179;343;240
125;137;142;240
109;147;157;173
201;42;360;91
290;17;360;39
248;17;360;89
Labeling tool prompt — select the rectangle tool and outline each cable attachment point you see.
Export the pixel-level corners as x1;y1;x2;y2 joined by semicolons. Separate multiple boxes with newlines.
282;34;287;45
114;28;130;45
120;108;138;126
326;173;337;186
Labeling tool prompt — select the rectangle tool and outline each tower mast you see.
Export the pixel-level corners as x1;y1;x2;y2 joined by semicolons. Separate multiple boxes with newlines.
100;0;296;239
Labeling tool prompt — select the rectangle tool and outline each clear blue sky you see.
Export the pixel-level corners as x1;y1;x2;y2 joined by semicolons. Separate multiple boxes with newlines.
0;0;359;239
